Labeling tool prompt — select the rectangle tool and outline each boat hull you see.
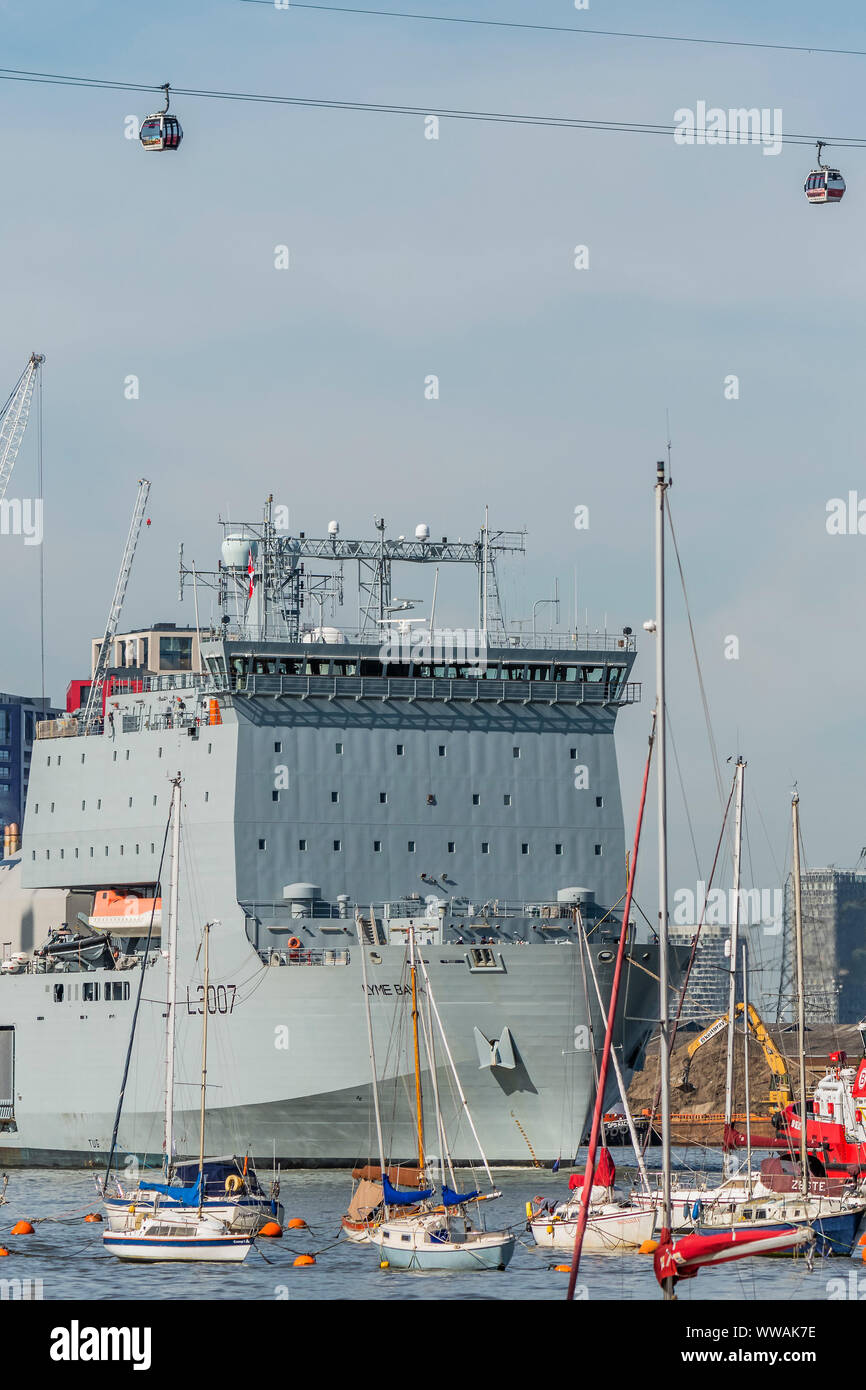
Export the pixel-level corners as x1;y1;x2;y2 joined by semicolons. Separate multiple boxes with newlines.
102;1230;253;1263
372;1227;516;1271
0;941;666;1166
530;1204;655;1252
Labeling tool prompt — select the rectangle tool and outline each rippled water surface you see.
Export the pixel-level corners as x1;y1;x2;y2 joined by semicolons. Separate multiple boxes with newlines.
0;1157;852;1302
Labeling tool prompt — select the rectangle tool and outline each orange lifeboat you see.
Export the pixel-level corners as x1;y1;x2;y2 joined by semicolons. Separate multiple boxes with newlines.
88;890;162;932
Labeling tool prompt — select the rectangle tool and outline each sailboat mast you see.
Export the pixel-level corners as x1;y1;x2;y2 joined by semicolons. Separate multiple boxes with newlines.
197;922;210;1215
742;943;753;1196
357;911;388;1187
409;927;425;1173
654;459;673;1295
791;793;809;1196
723;757;746;1178
163;774;181;1175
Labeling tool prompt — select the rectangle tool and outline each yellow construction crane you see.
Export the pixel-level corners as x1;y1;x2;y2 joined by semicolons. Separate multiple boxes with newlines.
678;1004;792;1111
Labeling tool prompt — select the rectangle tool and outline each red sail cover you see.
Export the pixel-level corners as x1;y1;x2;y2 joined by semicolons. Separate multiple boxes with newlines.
654;1226;811;1287
595;1150;616;1187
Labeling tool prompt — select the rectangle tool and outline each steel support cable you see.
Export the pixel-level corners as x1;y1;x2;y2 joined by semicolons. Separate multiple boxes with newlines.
664;493;726;812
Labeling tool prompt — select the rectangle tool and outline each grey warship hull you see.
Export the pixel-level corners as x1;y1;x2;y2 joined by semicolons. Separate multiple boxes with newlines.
0;510;674;1165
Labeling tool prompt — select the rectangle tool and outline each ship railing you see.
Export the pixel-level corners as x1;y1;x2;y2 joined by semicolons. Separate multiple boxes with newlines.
286;629;637;653
233;673;640;705
258;947;351;967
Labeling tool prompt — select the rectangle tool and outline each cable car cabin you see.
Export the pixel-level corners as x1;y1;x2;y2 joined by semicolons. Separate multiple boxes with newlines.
804;167;845;204
139;113;183;152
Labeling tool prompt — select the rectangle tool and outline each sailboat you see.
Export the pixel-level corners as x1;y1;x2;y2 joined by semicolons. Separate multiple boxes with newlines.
365;926;516;1272
102;778;255;1262
645;463;814;1293
528;766;659;1255
692;792;866;1258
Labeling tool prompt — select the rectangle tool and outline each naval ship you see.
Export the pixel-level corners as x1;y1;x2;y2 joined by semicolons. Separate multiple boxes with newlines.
0;501;675;1166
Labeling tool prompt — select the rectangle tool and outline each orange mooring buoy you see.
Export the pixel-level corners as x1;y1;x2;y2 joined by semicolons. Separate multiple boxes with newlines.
259;1221;282;1238
639;1239;659;1255
293;1253;316;1266
553;1264;571;1273
10;1221;33;1236
84;1212;103;1223
0;1247;10;1257
287;1217;307;1229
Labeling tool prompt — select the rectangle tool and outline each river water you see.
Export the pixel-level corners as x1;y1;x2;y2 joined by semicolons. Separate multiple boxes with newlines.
0;1154;855;1303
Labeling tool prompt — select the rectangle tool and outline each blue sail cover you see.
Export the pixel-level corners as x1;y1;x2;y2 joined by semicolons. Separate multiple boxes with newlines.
382;1175;432;1206
442;1185;480;1207
138;1173;202;1207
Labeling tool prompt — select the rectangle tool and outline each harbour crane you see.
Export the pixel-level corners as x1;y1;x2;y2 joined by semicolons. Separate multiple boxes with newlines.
0;353;44;505
82;479;151;735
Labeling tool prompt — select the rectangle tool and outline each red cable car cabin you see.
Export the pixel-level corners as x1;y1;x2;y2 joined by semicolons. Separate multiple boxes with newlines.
804;167;845;203
139;84;183;152
139;113;183;152
805;142;845;204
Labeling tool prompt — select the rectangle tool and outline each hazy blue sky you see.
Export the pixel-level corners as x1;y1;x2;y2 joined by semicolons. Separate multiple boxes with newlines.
1;0;865;1006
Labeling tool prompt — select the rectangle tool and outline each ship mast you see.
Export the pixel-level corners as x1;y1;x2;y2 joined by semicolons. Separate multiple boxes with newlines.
409;927;425;1174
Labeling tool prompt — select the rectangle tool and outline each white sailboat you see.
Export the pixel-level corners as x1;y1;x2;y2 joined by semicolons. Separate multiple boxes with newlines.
102;777;255;1263
529;913;656;1252
366;926;515;1272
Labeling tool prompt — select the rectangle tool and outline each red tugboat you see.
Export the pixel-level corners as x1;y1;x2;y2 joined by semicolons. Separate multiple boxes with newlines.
781;1046;866;1173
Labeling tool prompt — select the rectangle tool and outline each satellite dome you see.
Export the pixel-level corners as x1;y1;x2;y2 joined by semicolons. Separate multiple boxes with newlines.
221;534;258;569
415;523;430;541
328;520;340;536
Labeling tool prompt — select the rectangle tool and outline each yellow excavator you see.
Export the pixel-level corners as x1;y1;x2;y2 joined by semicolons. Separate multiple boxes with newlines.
678;1004;792;1112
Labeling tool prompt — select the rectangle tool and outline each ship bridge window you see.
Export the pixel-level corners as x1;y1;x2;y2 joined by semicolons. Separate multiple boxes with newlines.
606;666;627;693
230;656;249;681
305;659;331;676
359;660;381;677
580;666;604;683
159;636;193;672
53;984;63;1002
384;663;411;678
252;658;276;675
554;665;580;682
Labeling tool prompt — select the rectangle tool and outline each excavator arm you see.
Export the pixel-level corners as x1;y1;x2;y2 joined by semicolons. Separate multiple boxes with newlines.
678;1003;791;1110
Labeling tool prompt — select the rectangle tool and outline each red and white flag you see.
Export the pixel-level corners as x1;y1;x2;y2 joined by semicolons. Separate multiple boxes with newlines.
248;548;255;598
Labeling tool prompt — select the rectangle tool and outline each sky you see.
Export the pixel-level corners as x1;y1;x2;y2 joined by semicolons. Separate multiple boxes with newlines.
1;0;865;1010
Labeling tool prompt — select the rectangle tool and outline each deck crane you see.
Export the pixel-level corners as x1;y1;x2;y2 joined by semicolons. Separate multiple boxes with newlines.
0;353;44;505
82;479;151;735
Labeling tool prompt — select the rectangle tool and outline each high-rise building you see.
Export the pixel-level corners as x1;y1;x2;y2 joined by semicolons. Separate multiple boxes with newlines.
668;923;731;1022
779;868;866;1024
0;693;59;834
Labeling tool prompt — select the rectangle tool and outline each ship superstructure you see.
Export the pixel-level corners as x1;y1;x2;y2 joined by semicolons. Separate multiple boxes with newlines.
0;502;674;1166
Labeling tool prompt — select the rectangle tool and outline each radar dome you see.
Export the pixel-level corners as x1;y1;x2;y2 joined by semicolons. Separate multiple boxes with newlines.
221;534;258;569
328;520;339;536
415;523;430;541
